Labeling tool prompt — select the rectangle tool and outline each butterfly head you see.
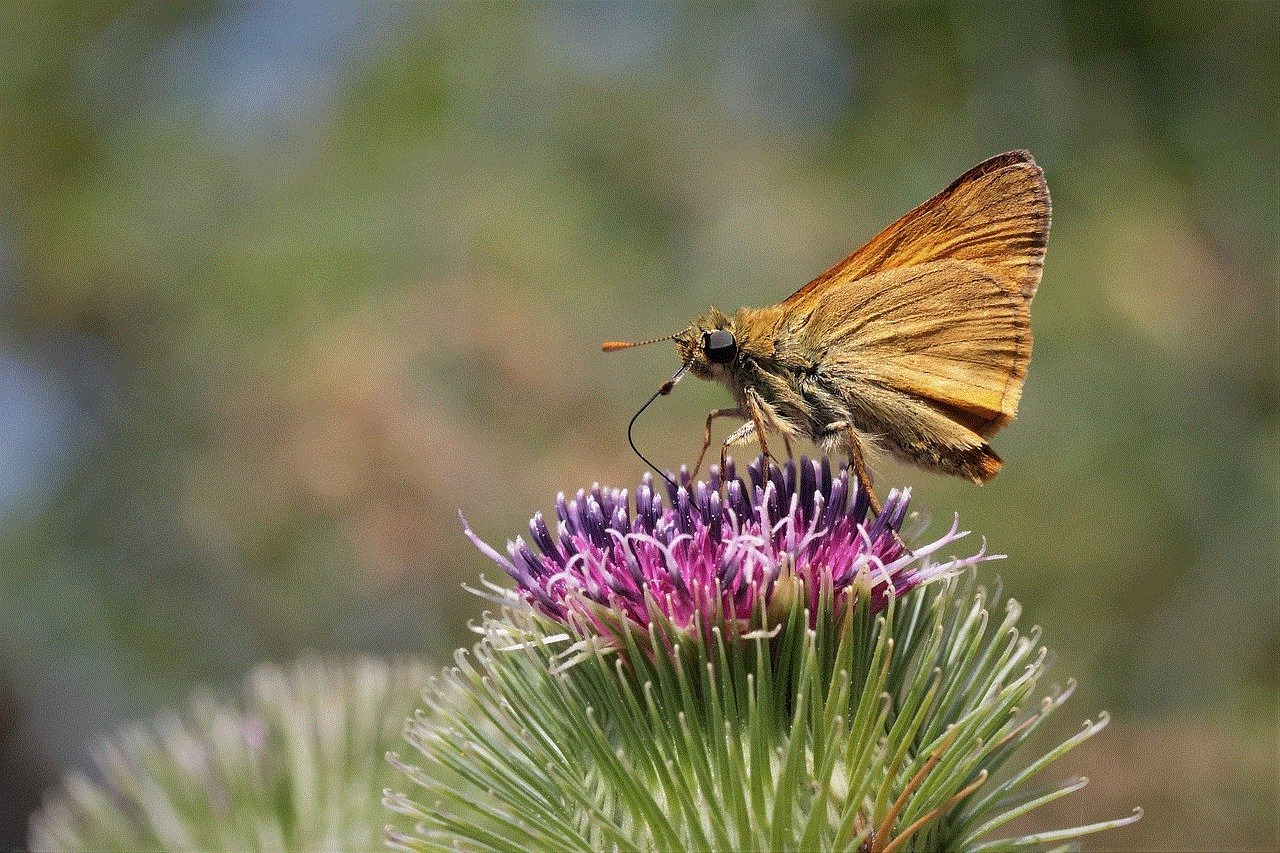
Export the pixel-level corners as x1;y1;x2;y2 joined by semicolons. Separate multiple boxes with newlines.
674;307;738;381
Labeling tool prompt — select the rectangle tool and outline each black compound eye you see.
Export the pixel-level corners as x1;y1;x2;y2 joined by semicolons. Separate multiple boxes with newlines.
703;329;737;364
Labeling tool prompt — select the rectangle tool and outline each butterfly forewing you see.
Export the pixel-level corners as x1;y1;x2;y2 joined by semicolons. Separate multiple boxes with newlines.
782;150;1050;308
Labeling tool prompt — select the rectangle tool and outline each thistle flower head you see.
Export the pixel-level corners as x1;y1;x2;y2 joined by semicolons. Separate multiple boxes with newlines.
388;456;1142;853
466;456;987;660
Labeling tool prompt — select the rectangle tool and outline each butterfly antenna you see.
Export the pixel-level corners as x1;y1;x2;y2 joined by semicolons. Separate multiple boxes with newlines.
625;361;690;493
602;333;676;352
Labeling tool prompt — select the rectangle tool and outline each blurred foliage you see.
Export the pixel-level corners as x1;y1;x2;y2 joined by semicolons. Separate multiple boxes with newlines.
0;2;1275;849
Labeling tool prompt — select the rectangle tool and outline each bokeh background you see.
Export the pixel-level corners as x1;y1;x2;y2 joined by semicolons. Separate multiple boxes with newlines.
1;2;1275;849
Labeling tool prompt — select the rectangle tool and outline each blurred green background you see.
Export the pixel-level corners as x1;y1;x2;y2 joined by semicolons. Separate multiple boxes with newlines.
0;2;1274;849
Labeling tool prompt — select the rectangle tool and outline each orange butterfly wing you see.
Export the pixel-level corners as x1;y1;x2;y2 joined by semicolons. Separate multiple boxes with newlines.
782;150;1049;308
775;151;1051;467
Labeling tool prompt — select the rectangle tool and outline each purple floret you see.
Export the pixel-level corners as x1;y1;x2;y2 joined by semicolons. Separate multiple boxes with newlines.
464;456;989;651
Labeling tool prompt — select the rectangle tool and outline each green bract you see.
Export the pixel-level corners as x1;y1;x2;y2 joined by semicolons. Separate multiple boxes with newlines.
387;572;1140;852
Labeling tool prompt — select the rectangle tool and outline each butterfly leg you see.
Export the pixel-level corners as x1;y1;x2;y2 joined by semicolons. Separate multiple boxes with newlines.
694;408;746;477
850;442;881;518
826;421;881;517
719;419;758;473
844;428;911;551
740;387;780;472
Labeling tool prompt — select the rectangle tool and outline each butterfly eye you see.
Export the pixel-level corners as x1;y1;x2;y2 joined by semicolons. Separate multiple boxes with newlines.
703;329;737;364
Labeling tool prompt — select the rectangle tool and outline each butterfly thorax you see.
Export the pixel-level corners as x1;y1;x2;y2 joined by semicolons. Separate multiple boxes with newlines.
672;304;848;443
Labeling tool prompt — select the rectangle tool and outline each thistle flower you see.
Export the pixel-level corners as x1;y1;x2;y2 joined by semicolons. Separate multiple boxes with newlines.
29;657;430;853
388;456;1141;852
465;456;983;667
